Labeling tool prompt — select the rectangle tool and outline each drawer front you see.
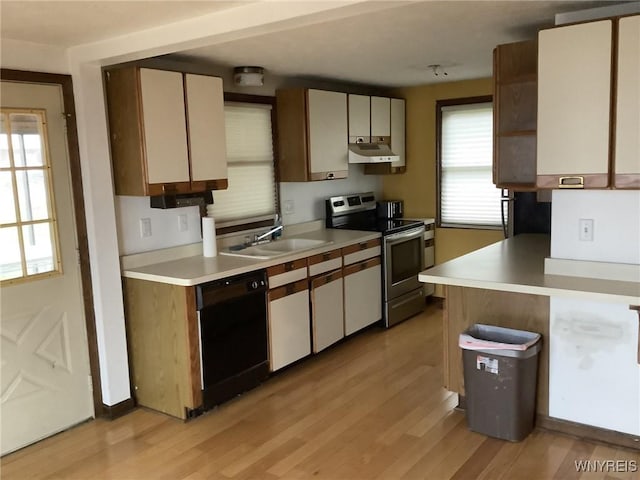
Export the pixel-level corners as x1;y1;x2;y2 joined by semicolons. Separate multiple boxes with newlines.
308;249;342;277
341;238;381;256
343;257;381;277
268;259;308;289
268;279;308;301
424;227;434;241
310;268;343;289
343;246;381;266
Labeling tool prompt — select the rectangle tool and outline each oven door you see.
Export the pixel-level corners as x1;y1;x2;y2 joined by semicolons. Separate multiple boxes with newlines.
384;226;425;300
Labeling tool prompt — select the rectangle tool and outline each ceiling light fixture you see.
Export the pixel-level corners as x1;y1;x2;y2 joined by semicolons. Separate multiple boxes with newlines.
428;64;448;77
233;66;264;86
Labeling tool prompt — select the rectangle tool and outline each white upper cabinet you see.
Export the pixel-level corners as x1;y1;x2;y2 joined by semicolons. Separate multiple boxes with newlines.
371;96;391;139
537;20;612;189
615;15;640;189
307;89;349;179
105;66;228;196
348;94;371;142
276;88;348;181
184;74;227;187
139;68;190;186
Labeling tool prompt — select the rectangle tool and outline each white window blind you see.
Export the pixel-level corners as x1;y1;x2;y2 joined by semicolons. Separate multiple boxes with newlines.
440;102;504;227
207;102;276;225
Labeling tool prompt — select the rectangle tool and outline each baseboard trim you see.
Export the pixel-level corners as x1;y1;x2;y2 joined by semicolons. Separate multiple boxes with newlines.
537;415;640;451
102;398;135;420
455;395;638;450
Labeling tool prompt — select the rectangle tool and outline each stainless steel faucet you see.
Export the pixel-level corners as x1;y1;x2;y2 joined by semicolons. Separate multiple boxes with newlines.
252;214;283;244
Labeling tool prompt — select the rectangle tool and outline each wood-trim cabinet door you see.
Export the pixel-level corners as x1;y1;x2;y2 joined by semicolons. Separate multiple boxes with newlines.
615;15;640;189
344;259;382;336
307;89;348;179
537;20;612;188
390;98;406;169
311;271;344;353
371;96;390;139
185;74;228;187
139;68;190;185
268;284;311;372
348;94;370;141
493;40;538;190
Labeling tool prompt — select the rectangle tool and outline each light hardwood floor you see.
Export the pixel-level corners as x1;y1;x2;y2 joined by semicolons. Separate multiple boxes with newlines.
2;302;638;479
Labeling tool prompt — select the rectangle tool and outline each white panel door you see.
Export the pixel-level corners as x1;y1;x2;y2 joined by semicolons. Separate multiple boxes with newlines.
311;276;344;353
185;74;227;182
1;81;94;455
344;263;382;336
537;20;612;176
348;94;370;140
269;290;311;371
307;90;348;176
371;96;390;138
139;68;190;184
615;15;640;179
549;297;640;435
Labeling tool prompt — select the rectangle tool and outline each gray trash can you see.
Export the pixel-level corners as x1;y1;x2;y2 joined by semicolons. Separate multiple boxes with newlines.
459;324;542;442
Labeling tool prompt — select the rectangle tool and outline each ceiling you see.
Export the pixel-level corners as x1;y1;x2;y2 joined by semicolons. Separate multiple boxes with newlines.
0;0;628;87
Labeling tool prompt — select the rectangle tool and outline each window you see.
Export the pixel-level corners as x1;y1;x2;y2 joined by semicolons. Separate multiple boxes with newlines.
0;109;61;283
207;95;278;231
436;97;503;228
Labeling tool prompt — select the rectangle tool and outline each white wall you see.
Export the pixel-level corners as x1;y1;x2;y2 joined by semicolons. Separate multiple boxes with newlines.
280;164;381;225
116;197;202;255
551;190;640;264
1;39;69;74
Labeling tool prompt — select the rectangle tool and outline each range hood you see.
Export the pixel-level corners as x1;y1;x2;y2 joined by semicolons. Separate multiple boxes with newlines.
348;143;399;164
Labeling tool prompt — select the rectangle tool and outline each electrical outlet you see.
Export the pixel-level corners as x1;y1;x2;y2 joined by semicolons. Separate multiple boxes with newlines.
284;200;295;215
140;218;152;238
178;214;188;232
579;218;594;242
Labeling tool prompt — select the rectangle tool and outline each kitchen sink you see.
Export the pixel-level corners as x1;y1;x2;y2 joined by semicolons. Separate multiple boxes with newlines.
220;238;333;259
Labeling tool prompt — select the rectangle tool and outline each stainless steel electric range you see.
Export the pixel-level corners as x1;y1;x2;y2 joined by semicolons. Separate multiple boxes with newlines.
325;192;426;327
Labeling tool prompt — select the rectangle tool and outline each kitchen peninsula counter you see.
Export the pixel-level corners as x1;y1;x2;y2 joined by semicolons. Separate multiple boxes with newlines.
419;233;640;449
418;234;640;304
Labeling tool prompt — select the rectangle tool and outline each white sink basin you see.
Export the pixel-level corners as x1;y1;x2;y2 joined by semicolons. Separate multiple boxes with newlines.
220;238;333;259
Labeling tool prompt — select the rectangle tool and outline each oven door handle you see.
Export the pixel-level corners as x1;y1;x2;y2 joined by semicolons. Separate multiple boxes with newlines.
385;227;424;244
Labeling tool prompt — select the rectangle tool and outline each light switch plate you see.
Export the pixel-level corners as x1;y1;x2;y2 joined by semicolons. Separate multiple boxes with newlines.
284;200;295;215
178;214;188;232
579;218;594;242
140;218;152;238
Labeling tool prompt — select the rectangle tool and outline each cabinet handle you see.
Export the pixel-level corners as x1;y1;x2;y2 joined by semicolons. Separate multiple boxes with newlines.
558;176;584;189
326;172;335;180
162;184;178;193
285;261;294;272
322;253;331;261
359;242;367;250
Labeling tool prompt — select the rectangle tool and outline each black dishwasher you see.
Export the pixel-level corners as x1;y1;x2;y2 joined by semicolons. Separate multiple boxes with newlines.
196;270;269;410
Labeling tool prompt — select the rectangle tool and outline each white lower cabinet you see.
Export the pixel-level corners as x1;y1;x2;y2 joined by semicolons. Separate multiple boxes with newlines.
268;280;311;371
311;270;344;353
549;297;640;435
344;258;382;336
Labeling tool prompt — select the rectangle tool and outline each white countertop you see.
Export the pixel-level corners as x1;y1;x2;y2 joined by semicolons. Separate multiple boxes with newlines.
418;234;640;304
122;228;381;286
